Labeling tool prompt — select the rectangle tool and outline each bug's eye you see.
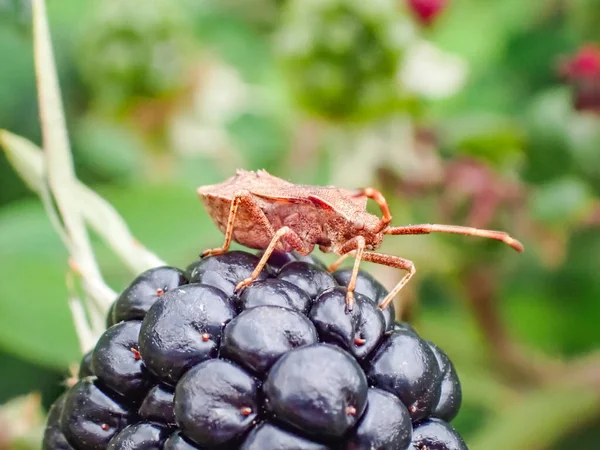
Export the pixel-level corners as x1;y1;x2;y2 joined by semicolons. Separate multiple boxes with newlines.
354;220;365;230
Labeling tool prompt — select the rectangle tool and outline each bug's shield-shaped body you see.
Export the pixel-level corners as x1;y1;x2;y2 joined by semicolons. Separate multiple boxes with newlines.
197;169;523;311
197;170;383;255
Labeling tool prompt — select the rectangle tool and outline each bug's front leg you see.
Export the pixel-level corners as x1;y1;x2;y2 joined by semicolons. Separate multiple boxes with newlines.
201;191;250;258
327;236;367;311
234;226;311;292
359;251;416;310
353;187;392;229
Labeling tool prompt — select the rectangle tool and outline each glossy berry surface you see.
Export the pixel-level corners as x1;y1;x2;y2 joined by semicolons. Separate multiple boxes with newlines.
277;261;337;299
333;268;396;330
186;251;269;296
92;320;152;401
138;384;177;428
46;249;468;449
235;278;312;314
240;422;329;450
264;344;368;439
410;418;468;450
60;378;131;450
139;283;235;385
163;432;202;450
78;350;94;379
42;394;73;450
427;341;462;422
222;305;318;376
107;422;169;449
366;329;442;422
112;266;187;323
261;250;328;270
345;388;412;450
309;287;385;360
174;359;258;447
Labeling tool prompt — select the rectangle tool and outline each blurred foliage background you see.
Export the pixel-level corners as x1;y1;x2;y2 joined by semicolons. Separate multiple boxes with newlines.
1;0;600;448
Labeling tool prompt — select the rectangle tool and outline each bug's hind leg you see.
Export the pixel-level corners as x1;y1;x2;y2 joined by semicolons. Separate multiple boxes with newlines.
201;191;253;258
234;226;311;292
358;251;416;310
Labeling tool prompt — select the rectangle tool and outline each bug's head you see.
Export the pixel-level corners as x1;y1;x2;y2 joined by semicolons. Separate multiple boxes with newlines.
349;215;386;250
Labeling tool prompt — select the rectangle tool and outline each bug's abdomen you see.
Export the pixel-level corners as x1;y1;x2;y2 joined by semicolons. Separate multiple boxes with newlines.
199;195;231;235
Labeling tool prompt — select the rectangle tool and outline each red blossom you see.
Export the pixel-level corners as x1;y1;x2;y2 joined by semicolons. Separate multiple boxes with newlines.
407;0;449;26
559;44;600;80
558;44;600;113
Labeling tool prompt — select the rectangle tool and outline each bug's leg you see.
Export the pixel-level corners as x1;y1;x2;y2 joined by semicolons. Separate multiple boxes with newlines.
201;191;249;258
353;187;392;229
327;236;365;272
234;226;310;292
345;237;366;311
326;236;367;311
328;253;352;272
358;251;416;310
385;224;524;252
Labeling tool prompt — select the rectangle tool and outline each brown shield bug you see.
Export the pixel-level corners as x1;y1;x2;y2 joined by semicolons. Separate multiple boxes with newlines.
197;169;524;310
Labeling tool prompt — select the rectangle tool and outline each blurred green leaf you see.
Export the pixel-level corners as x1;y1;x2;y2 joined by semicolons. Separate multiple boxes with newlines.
569;0;600;41
227;112;289;170
523;88;574;183
567;114;600;190
192;3;272;82
0;200;78;369
530;177;593;225
469;386;600;450
0;183;218;369
440;113;525;165
431;0;539;74
73;117;144;183
0;350;63;407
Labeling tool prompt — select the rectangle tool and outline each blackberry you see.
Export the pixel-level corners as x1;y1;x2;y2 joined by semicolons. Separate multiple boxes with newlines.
410;418;468;450
106;422;169;449
235;278;312;314
78;350;94;379
260;249;328;270
60;378;132;449
221;305;318;377
309;287;385;360
42;394;73;450
92;320;152;401
138;283;235;385
45;250;468;449
112;266;187;323
333;268;396;330
427;341;462;422
345;388;412;450
277;261;337;299
138;384;177;428
186;251;269;296
174;359;258;447
366;329;442;422
263;344;368;439
163;432;202;449
240;422;329;450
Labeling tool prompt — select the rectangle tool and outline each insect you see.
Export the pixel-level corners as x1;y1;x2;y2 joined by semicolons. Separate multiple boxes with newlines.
197;169;524;310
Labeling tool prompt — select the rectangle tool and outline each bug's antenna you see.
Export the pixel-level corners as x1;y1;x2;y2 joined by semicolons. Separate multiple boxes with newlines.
385;224;524;252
